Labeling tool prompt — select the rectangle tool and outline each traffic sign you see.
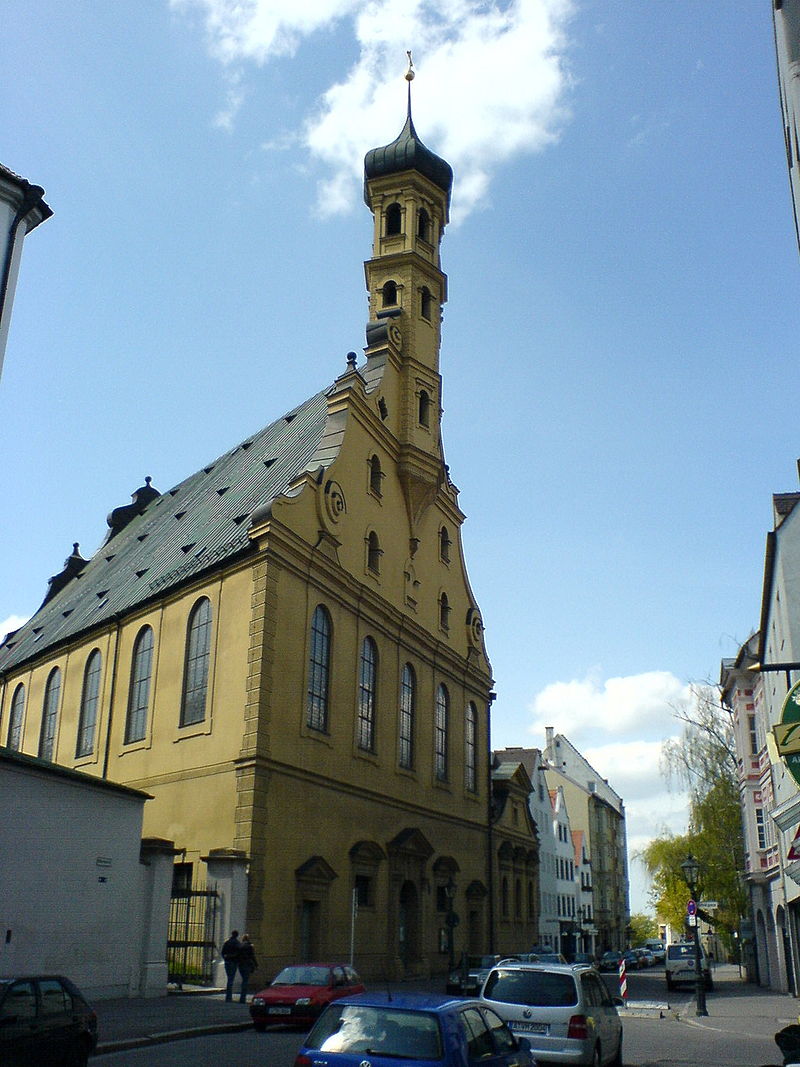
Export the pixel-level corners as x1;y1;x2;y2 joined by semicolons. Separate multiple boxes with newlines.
687;900;697;917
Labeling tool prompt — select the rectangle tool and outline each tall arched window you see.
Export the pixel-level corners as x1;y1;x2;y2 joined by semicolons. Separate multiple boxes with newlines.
418;390;430;428
435;683;449;781
76;653;101;757
358;637;378;751
126;625;154;743
367;530;382;574
399;663;415;769
465;702;477;792
381;280;397;306
420;286;432;320
385;202;402;236
369;454;383;496
307;605;331;731
7;683;25;751
180;597;212;727
39;669;61;759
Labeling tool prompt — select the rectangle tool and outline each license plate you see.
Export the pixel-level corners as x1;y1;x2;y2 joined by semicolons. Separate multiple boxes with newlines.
514;1022;549;1034
268;1006;292;1014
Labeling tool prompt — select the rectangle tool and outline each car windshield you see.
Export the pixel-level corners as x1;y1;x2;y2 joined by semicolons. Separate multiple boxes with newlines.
306;1004;442;1060
273;966;330;986
667;945;694;960
484;969;578;1007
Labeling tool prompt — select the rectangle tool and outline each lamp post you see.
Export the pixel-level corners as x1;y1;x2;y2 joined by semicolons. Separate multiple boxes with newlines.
680;854;708;1016
445;876;458;972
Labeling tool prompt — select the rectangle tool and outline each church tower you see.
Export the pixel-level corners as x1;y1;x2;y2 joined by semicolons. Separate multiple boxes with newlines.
362;58;453;530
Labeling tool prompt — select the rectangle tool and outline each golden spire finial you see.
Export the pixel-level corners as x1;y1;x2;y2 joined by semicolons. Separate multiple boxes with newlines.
405;51;415;82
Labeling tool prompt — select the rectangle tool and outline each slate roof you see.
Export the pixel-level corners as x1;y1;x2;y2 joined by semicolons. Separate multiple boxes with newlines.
0;387;333;675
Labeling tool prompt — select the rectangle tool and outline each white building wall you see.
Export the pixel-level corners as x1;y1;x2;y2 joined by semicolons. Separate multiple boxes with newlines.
0;751;151;999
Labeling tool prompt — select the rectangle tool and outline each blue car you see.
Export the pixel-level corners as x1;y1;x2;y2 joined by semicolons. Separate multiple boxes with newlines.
293;991;536;1066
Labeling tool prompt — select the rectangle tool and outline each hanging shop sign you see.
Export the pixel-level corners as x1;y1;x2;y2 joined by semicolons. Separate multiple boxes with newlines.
774;680;800;788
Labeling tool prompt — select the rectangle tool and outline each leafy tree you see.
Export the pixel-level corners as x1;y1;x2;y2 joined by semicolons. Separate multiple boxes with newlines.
638;684;746;954
628;912;659;946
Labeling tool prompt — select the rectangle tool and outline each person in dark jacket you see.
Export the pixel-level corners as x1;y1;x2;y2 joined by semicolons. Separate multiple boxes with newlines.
221;930;241;1002
237;934;258;1003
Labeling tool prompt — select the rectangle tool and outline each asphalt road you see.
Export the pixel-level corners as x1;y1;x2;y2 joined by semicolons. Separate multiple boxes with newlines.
95;968;784;1067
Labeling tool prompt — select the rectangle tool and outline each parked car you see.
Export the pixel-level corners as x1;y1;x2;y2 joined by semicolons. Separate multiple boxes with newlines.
292;991;536;1066
633;948;655;968
0;974;98;1067
597;950;623;973
519;951;568;964
621;950;640;971
665;942;713;992
481;960;623;1066
250;963;364;1030
570;952;596;966
446;954;519;996
643;938;666;963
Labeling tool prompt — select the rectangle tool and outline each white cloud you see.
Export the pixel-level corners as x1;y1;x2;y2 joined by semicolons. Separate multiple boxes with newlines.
0;615;29;643
170;0;575;219
529;669;692;740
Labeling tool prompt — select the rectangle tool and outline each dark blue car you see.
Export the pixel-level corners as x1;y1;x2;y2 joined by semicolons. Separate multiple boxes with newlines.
292;990;536;1065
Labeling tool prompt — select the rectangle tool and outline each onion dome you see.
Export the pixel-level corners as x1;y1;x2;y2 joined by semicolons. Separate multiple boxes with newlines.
364;56;452;204
364;111;453;202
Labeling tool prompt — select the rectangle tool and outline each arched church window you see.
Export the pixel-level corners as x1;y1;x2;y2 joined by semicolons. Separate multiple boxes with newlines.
465;702;477;792
399;663;415;769
7;683;25;751
435;683;449;781
382;280;397;307
386;202;402;236
126;625;154;744
358;636;378;751
418;208;430;243
180;597;212;727
76;651;101;757
418;390;431;428
367;530;382;574
439;592;451;632
369;454;383;496
439;525;451;563
420;286;432;320
307;605;331;732
39;668;61;760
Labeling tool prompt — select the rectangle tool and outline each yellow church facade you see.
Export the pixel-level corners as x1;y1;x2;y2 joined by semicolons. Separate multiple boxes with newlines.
1;102;539;980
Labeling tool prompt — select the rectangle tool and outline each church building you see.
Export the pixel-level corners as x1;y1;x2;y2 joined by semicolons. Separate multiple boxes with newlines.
0;89;538;980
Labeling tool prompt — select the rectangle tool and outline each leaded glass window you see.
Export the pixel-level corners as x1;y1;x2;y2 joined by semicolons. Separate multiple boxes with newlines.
76;653;101;757
307;605;331;732
7;684;25;751
399;663;415;769
435;683;449;781
358;637;378;751
125;626;154;743
180;598;211;727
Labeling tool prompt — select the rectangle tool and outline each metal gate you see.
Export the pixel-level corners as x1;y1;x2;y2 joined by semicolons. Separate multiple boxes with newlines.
167;880;219;987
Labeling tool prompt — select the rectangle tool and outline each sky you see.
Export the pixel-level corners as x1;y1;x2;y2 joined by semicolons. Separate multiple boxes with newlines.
2;0;798;917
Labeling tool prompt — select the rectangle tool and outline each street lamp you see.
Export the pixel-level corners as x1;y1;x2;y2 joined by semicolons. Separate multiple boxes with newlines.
680;854;708;1016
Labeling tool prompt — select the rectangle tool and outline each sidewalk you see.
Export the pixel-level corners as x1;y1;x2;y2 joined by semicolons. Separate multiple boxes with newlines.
674;963;800;1044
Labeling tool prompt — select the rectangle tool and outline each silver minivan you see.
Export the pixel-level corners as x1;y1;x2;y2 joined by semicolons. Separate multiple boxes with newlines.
480;961;623;1065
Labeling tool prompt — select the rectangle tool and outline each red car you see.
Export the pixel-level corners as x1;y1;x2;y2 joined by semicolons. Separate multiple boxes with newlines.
250;963;365;1030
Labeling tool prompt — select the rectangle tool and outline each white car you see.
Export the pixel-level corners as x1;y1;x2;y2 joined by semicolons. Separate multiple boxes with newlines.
480;960;623;1066
665;942;713;992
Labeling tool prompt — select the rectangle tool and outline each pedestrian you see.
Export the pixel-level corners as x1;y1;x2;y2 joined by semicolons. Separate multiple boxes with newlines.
238;933;258;1004
221;929;241;1002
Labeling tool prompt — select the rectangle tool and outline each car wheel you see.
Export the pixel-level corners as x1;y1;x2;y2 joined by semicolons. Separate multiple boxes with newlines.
253;1021;267;1032
66;1042;89;1067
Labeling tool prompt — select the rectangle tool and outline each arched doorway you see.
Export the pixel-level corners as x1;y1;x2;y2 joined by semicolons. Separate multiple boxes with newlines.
399;881;419;968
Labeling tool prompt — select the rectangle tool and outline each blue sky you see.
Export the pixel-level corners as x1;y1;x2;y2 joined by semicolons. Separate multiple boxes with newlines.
2;1;797;913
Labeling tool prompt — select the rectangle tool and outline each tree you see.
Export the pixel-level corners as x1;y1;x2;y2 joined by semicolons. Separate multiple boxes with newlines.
639;684;746;953
628;912;659;946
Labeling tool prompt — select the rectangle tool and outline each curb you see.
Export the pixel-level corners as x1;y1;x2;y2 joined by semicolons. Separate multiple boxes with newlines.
96;1019;253;1055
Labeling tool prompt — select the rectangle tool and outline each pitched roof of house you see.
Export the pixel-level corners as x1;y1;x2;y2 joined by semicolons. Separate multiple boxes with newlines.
0;386;334;675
